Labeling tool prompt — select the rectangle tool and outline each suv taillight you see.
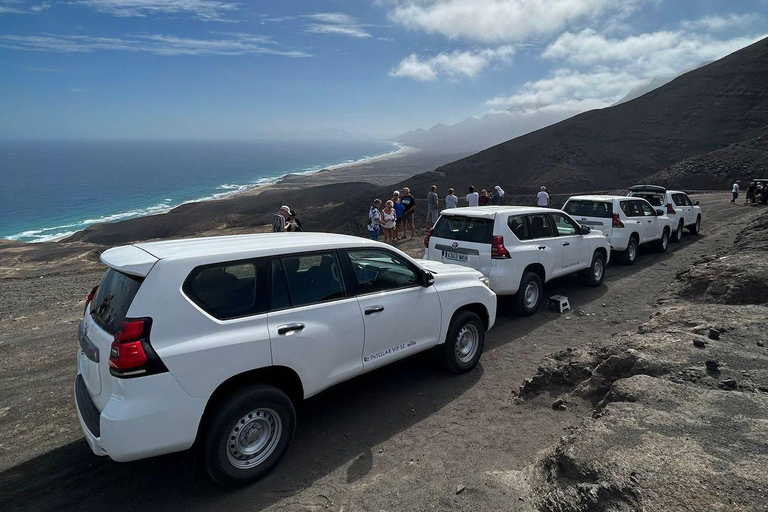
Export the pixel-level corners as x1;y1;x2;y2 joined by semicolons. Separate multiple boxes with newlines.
612;213;624;228
491;235;510;259
424;228;432;248
109;318;167;378
666;203;676;215
83;285;98;315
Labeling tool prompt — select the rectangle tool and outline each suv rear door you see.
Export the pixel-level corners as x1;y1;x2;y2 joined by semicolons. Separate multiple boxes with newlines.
619;200;645;242
672;193;693;226
563;199;614;239
427;213;494;275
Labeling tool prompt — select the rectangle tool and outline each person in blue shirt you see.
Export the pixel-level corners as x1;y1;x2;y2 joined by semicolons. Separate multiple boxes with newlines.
392;190;405;240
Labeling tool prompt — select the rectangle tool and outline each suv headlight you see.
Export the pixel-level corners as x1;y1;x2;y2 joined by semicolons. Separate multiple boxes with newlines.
479;276;491;288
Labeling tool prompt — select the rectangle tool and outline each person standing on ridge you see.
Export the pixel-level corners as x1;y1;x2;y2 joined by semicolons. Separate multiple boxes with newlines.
491;186;503;205
466;186;479;207
367;199;382;240
537;186;550;207
287;210;303;232
445;188;459;209
731;181;740;203
479;189;490;206
426;185;439;230
381;200;397;244
746;182;756;205
401;187;416;239
272;205;290;232
392;190;404;240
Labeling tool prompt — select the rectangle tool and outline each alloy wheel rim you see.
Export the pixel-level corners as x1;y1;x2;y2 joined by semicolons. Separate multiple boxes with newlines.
662;232;668;249
226;408;282;470
524;281;540;308
593;258;604;280
455;323;480;363
629;242;636;260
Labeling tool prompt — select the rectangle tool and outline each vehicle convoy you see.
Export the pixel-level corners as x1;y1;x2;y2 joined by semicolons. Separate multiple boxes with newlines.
563;195;672;265
74;233;496;486
423;206;611;316
627;185;702;242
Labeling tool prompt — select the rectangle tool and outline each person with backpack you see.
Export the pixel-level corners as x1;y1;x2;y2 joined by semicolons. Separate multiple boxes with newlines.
367;199;382;240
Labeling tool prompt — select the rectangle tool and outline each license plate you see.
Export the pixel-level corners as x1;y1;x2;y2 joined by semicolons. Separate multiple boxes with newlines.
444;251;467;262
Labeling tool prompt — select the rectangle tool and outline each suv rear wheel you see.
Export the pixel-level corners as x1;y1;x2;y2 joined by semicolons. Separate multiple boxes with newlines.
580;251;606;287
688;216;701;235
203;384;296;487
442;310;485;373
619;236;638;265
672;221;684;242
513;271;543;316
654;228;669;253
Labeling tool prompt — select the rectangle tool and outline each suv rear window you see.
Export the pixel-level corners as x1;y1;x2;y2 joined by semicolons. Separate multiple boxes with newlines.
563;200;612;218
629;192;665;207
432;215;494;244
90;268;143;334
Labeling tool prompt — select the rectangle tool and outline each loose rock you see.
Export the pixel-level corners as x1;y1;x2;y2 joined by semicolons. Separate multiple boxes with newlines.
552;398;567;410
456;484;466;495
721;379;738;389
708;328;720;340
705;360;721;372
693;338;708;348
758;341;765;347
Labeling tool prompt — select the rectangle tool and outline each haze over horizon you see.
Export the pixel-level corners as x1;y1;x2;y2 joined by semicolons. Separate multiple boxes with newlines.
1;0;766;140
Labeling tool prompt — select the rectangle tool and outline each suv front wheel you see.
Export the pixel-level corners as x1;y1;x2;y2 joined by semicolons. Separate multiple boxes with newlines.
203;384;296;487
442;310;485;373
513;271;543;316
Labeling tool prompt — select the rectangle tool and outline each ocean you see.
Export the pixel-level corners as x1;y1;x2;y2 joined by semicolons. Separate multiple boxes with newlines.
0;139;399;242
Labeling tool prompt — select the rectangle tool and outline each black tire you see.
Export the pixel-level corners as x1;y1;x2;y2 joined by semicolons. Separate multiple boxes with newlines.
688;216;701;235
654;228;669;253
203;384;296;487
672;221;684;243
442;310;485;373
580;251;606;287
619;236;639;265
513;271;543;316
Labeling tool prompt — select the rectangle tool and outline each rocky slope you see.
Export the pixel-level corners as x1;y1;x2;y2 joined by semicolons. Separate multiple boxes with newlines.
509;210;768;511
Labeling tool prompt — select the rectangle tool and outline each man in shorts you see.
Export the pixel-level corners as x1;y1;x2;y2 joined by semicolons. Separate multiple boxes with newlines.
426;185;439;229
400;187;416;239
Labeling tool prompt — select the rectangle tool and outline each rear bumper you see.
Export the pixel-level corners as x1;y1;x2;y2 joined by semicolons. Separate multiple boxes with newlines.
74;371;208;462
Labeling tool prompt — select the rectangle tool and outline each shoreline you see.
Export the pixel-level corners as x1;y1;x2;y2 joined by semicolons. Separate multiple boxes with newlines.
7;141;416;244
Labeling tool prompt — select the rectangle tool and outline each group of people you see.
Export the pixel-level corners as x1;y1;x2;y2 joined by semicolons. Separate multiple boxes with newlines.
732;180;768;205
271;205;303;232
367;184;509;244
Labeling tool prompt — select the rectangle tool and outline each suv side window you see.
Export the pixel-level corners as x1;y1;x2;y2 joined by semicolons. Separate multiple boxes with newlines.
278;252;346;307
526;214;556;239
508;215;529;240
551;213;580;236
347;249;420;294
640;201;655;216
184;260;265;320
681;194;693;206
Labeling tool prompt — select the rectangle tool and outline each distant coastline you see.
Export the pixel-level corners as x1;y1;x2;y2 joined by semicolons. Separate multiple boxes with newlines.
3;140;413;243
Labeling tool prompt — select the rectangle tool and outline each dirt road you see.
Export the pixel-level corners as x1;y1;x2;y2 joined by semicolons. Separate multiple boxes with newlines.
0;192;763;511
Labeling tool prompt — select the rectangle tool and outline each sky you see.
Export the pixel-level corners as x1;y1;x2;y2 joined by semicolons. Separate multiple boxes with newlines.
0;0;766;139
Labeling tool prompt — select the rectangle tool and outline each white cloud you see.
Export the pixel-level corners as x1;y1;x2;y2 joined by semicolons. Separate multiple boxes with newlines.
386;0;648;43
305;12;372;38
680;13;764;32
70;0;241;22
0;0;50;14
0;32;312;57
390;46;515;81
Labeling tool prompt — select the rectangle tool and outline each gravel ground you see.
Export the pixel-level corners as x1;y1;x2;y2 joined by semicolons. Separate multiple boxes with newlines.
0;192;764;511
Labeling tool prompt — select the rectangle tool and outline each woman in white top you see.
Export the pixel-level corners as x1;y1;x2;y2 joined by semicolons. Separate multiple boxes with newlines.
381;200;397;244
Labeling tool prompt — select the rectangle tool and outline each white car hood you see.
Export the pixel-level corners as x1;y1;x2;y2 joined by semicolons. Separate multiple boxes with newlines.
416;259;482;277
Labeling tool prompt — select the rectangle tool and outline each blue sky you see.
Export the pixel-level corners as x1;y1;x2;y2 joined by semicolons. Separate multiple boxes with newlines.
0;0;766;139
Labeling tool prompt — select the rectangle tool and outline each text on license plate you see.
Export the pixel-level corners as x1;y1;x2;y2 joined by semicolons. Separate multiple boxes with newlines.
444;251;467;262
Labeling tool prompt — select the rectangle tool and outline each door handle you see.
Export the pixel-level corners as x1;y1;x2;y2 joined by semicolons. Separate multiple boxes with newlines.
562;242;570;246
365;305;385;315
537;246;546;250
277;323;305;335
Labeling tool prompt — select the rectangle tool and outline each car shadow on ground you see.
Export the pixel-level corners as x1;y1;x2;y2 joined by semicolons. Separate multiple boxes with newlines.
0;352;482;512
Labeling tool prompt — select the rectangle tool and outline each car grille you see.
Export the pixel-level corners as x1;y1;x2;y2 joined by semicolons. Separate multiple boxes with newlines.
75;374;101;437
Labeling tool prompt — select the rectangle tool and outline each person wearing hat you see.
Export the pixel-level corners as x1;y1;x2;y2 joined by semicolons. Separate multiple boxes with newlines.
491;185;504;205
536;186;550;207
272;205;291;232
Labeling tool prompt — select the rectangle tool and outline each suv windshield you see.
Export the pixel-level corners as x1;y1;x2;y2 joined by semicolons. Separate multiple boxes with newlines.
432;215;494;244
564;200;613;218
90;268;143;334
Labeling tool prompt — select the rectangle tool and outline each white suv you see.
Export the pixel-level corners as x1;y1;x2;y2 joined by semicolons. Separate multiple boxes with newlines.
627;185;702;242
75;233;496;486
562;195;671;265
423;207;611;316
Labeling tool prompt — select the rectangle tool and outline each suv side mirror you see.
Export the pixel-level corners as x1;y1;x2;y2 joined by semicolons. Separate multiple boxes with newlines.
580;225;591;235
421;270;435;287
693;200;700;206
655;209;665;216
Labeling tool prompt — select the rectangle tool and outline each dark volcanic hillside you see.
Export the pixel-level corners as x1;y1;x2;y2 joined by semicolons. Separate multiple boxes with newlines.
403;37;768;195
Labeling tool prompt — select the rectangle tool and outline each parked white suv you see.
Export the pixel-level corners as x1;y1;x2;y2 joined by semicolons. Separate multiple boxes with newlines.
562;195;671;265
627;185;702;242
423;207;611;316
75;233;496;486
